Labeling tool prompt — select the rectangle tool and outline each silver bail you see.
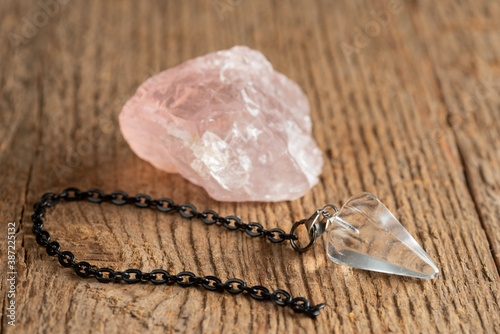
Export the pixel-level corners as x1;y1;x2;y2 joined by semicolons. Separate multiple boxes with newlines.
290;204;339;253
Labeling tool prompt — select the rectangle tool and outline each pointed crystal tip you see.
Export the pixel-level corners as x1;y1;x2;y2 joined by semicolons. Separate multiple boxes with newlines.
326;193;439;279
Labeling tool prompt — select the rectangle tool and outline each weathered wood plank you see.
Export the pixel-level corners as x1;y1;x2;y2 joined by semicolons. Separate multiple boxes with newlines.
1;0;499;333
412;0;500;273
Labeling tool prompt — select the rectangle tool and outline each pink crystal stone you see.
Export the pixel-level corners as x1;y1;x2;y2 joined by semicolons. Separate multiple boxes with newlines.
119;46;323;202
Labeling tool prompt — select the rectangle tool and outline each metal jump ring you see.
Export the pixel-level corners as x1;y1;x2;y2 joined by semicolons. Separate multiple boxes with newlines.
289;219;317;253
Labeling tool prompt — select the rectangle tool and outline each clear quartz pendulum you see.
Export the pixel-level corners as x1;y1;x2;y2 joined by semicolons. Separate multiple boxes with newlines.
325;193;438;279
291;192;439;279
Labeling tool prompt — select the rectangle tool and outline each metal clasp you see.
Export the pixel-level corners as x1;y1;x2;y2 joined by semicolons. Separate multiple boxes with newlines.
290;204;339;253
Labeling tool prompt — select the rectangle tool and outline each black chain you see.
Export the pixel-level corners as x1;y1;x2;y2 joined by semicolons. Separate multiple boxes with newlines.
30;187;326;318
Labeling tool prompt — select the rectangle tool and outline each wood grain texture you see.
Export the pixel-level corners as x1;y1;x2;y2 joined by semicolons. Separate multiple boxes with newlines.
1;0;499;333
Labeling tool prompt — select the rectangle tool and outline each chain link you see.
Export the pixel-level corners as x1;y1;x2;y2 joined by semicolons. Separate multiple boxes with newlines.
31;187;326;318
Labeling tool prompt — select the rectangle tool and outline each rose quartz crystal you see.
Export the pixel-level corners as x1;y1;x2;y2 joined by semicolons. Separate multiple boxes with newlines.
119;46;323;202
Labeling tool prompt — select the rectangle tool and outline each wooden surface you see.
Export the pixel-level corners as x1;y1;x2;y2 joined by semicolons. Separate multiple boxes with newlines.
1;0;500;333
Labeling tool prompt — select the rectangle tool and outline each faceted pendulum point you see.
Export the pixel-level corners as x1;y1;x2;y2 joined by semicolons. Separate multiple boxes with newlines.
326;193;439;279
